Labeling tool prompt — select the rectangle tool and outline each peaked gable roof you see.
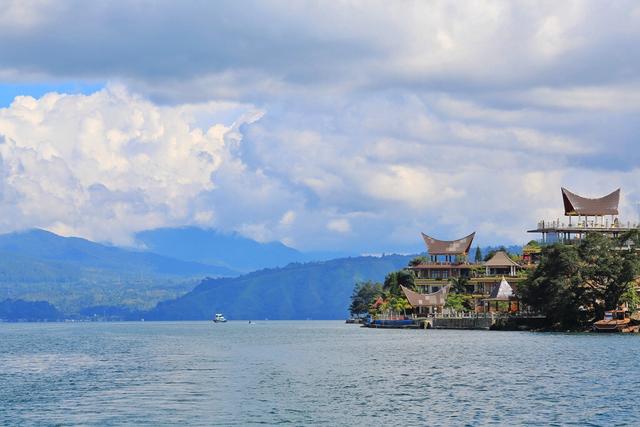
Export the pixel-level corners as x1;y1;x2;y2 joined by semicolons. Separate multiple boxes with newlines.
488;277;514;300
484;251;519;268
561;187;620;216
420;232;475;255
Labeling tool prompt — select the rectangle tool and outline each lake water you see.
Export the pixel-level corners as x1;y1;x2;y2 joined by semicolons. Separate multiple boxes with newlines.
1;321;638;426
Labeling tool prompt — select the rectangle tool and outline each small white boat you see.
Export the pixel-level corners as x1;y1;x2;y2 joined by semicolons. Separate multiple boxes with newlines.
213;313;227;323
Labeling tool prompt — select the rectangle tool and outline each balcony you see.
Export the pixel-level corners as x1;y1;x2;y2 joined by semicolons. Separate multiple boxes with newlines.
533;219;639;231
415;278;450;287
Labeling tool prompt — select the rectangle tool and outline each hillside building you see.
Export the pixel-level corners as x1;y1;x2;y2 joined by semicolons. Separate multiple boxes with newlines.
403;232;523;314
408;232;475;294
528;187;637;244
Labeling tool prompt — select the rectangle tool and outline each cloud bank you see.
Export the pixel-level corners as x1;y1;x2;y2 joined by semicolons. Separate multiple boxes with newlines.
0;87;263;244
0;1;639;252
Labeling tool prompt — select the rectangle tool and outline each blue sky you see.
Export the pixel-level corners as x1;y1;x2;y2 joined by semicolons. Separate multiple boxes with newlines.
0;82;103;107
0;1;639;254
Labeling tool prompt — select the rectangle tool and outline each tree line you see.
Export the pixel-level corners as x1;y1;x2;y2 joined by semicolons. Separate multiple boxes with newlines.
349;269;415;318
520;231;640;330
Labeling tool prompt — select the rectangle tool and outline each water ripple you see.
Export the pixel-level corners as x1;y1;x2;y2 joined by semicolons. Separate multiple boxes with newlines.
1;322;639;425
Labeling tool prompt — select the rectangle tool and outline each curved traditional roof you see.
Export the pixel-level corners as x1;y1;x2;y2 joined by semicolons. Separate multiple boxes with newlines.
561;187;619;216
484;251;519;268
421;232;475;255
401;285;450;308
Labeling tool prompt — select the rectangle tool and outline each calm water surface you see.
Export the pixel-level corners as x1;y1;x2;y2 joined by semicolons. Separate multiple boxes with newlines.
1;321;638;426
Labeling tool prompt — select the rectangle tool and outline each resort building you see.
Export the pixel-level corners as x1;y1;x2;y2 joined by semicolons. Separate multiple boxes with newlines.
469;251;525;312
391;186;640;320
482;276;519;313
528;187;638;244
403;232;523;315
484;251;518;276
521;242;541;265
408;232;475;294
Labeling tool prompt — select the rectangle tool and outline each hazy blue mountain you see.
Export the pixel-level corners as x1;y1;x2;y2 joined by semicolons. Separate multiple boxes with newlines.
0;229;239;313
0;299;63;321
0;229;237;276
135;227;348;273
145;254;414;320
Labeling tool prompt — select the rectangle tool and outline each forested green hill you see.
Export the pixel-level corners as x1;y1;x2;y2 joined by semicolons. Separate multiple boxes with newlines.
146;254;414;320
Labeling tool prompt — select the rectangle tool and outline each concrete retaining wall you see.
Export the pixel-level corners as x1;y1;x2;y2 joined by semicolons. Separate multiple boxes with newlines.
431;317;494;330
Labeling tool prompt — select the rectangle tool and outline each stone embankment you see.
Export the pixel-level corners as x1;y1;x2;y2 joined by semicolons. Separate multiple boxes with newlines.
416;314;547;330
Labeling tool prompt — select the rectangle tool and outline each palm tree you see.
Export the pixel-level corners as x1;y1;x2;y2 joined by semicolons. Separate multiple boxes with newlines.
383;272;399;296
450;276;469;294
384;269;416;296
397;270;416;290
398;297;412;317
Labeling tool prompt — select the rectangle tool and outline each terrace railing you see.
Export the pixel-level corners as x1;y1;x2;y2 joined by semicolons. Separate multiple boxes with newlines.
536;219;640;230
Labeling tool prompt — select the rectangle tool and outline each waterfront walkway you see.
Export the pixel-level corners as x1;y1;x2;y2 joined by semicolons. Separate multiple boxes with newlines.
366;312;546;330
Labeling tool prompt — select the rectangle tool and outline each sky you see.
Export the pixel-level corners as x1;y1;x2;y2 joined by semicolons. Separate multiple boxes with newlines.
0;0;639;254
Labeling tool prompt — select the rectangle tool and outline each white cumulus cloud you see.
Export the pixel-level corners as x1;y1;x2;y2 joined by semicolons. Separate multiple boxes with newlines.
1;2;640;253
0;86;262;244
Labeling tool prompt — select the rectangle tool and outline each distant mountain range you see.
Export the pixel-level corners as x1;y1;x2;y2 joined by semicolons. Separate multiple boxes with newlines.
135;227;347;273
0;227;351;315
0;227;525;320
0;229;236;313
0;229;237;276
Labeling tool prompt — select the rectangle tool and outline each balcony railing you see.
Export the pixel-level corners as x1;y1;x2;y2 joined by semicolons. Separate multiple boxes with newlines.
410;311;545;319
415;278;450;285
535;219;639;230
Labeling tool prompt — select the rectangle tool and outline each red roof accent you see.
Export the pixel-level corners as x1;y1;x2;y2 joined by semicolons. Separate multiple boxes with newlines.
371;296;384;309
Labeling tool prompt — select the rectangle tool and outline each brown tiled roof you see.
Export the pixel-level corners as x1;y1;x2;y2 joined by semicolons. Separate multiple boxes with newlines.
401;285;449;307
420;232;475;255
561;187;619;216
484;251;519;267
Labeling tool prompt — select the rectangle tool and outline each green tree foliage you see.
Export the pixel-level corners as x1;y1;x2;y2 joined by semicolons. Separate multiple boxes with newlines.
450;276;470;294
519;244;585;329
408;256;428;266
444;293;474;312
520;232;640;330
375;294;411;317
474;246;482;263
621;285;640;312
349;281;383;318
391;296;412;316
147;254;414;320
525;240;540;248
383;269;415;296
578;233;637;318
